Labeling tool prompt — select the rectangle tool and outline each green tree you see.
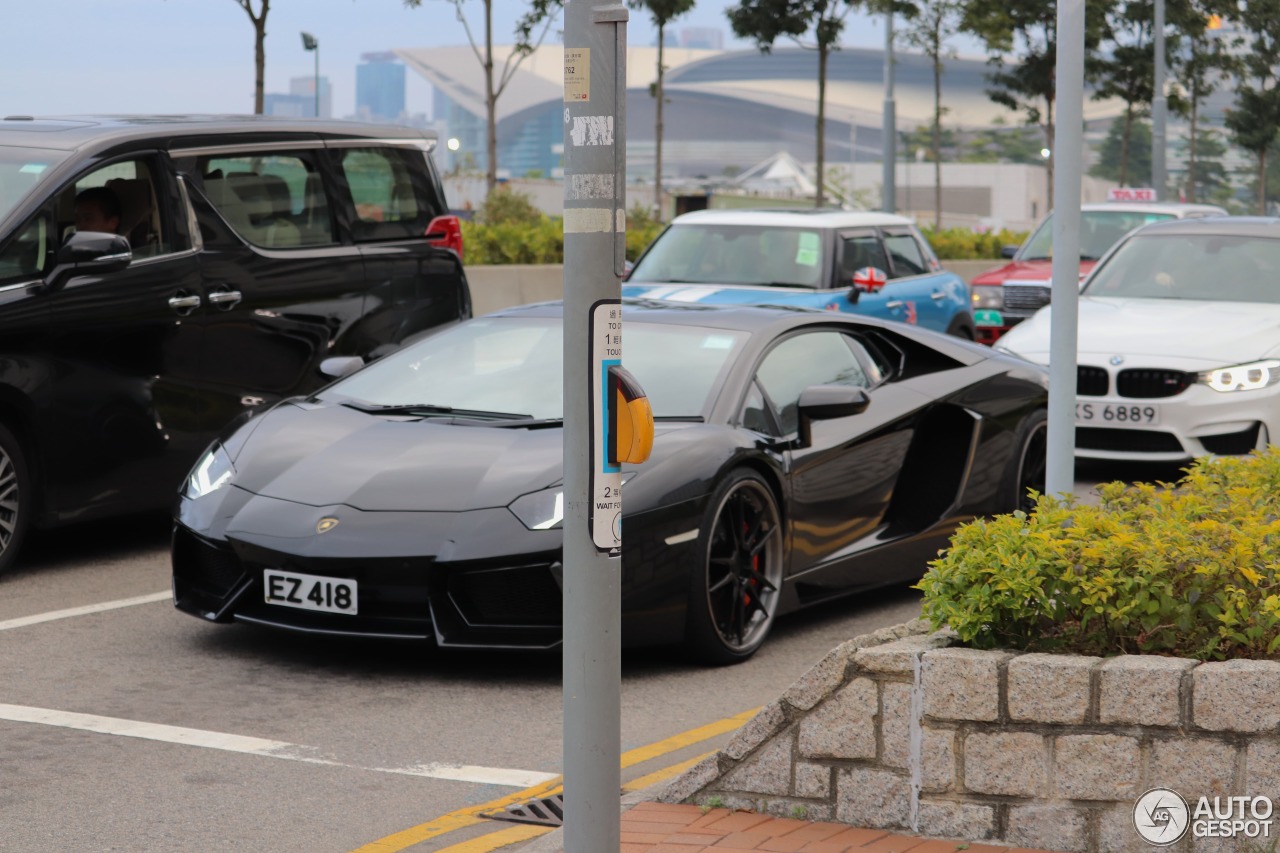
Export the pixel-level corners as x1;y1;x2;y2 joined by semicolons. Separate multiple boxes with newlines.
1223;0;1280;214
405;0;561;196
896;0;963;227
1178;2;1241;202
231;0;270;115
957;119;1045;164
726;0;912;207
1181;128;1231;204
630;0;697;222
1090;117;1152;185
959;0;1108;206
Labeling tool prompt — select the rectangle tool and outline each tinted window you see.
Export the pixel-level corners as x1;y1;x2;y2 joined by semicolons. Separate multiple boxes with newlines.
200;152;334;248
0;212;52;285
884;232;928;277
756;332;870;434
64;159;173;258
1083;233;1280;303
839;234;890;281
628;224;825;287
339;147;439;242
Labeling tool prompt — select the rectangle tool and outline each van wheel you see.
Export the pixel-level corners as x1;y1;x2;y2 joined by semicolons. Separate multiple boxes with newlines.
684;470;784;666
0;424;31;576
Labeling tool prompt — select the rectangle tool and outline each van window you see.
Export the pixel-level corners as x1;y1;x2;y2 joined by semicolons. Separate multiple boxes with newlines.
63;159;173;258
339;147;438;242
200;152;334;249
0;213;52;285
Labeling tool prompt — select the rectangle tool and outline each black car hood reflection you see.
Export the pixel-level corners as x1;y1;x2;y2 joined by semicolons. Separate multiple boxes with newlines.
230;400;684;512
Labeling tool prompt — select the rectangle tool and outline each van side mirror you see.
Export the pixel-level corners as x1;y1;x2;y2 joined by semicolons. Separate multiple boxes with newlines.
319;356;365;379
43;231;132;292
796;384;870;447
1000;245;1019;259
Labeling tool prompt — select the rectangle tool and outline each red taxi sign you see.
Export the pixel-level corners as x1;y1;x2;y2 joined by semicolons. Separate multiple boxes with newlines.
1107;187;1157;202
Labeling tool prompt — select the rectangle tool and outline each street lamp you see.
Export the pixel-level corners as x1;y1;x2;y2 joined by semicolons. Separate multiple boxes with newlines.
301;32;319;118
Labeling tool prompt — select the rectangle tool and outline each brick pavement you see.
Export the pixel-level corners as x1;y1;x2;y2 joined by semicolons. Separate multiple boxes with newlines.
539;801;1067;853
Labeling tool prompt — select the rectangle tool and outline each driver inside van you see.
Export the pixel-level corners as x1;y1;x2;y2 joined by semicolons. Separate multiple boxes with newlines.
72;186;122;236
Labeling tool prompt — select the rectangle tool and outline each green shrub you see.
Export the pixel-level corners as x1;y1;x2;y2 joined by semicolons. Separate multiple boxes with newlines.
460;200;664;265
917;449;1280;660
921;226;1029;260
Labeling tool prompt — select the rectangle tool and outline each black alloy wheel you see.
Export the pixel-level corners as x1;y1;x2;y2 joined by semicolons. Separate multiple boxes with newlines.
0;424;31;576
1009;410;1048;514
686;469;784;665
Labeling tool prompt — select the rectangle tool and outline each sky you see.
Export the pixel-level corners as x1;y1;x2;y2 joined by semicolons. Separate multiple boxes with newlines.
2;0;955;120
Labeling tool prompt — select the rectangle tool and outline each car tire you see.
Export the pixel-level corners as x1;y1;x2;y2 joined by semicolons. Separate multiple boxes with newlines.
946;314;975;340
0;423;32;576
1002;409;1048;514
684;469;785;666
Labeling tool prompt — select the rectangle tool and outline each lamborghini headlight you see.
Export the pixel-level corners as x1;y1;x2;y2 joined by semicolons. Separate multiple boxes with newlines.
509;487;565;530
184;443;234;499
1199;360;1280;393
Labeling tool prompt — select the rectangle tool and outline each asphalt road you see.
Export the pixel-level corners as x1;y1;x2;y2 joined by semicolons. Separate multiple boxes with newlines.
0;460;1187;853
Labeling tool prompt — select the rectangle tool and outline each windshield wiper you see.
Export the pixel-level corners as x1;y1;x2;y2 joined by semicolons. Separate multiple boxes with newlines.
1021;255;1051;261
342;401;533;420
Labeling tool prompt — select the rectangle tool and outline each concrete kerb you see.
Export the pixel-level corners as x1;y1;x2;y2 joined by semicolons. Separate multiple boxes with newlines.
512;620;938;852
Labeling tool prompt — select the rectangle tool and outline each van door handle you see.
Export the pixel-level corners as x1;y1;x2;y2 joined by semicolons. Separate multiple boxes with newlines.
208;289;243;309
885;300;905;310
931;291;947;301
168;293;201;315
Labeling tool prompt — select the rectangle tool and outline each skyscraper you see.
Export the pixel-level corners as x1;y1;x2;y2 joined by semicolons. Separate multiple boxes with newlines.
357;53;407;123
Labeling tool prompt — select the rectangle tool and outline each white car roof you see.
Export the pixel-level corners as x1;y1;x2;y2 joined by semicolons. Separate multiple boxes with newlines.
1078;202;1228;217
668;209;917;228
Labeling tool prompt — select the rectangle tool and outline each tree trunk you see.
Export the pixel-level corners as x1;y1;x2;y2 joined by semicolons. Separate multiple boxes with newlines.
1260;148;1268;216
484;0;498;195
253;12;267;114
1045;97;1055;211
815;44;828;208
655;25;665;221
932;51;942;229
1119;105;1132;186
1187;95;1199;202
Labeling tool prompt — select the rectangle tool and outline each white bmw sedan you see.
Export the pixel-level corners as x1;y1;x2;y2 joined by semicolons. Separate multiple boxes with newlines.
995;217;1280;462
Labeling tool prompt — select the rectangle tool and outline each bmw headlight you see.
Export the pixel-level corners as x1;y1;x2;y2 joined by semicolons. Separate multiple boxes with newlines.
184;443;234;499
509;487;564;530
971;285;1004;310
1199;360;1280;393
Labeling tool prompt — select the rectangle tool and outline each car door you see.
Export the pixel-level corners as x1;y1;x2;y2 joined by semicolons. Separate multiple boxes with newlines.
330;141;470;348
747;329;929;586
43;152;208;518
881;225;970;333
174;141;370;425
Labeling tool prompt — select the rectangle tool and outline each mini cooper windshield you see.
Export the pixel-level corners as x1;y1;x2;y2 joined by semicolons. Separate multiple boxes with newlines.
324;316;749;421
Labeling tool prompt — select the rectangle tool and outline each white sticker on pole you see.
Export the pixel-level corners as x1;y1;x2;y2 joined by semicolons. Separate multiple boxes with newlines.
589;299;622;554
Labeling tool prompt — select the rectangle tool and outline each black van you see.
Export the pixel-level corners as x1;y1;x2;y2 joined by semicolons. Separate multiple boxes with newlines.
0;115;471;573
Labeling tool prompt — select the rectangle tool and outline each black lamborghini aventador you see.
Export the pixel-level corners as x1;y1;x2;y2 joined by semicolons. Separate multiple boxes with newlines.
172;300;1048;664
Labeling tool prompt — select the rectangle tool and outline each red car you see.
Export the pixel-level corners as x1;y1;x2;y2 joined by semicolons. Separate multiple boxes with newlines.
970;201;1226;344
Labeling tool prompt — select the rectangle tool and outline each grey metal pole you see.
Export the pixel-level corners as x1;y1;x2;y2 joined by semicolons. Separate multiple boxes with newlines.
882;12;896;213
1046;0;1085;498
314;48;321;118
1152;0;1167;199
561;0;627;849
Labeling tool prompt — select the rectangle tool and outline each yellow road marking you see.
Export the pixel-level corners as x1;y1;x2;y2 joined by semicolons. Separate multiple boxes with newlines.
433;824;554;852
349;707;758;853
621;751;714;793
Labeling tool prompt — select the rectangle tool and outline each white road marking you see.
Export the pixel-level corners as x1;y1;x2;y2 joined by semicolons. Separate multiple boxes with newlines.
0;703;558;786
0;591;172;632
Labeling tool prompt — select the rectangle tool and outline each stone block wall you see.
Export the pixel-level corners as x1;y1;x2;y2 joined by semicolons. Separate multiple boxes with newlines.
662;623;1280;853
